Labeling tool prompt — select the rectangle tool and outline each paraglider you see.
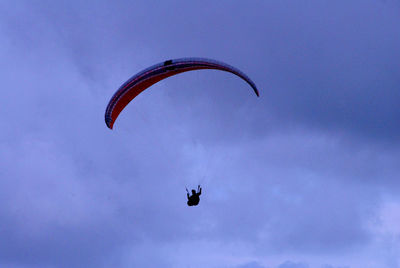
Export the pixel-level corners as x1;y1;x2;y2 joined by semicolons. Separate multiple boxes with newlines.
104;58;259;207
186;185;202;206
105;57;259;129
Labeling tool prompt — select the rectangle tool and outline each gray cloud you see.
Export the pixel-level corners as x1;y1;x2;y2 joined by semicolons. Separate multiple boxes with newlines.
278;261;309;268
237;261;267;268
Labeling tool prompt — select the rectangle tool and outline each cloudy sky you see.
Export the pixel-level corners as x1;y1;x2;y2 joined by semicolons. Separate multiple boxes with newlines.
1;1;400;267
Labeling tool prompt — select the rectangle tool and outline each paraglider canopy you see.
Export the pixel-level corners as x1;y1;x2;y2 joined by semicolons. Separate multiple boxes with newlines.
105;57;259;129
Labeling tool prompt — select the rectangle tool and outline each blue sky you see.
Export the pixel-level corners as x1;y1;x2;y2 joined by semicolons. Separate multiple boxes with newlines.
1;1;400;267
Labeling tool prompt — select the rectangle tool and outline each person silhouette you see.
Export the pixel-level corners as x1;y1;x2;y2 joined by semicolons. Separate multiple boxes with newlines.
186;185;202;206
